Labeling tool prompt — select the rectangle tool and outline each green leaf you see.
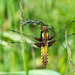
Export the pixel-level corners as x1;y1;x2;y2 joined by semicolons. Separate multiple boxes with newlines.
0;70;61;75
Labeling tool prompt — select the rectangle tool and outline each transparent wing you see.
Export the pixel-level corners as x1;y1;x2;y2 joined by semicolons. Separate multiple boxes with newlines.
1;31;41;68
11;20;75;50
48;20;75;56
1;20;75;69
1;20;75;51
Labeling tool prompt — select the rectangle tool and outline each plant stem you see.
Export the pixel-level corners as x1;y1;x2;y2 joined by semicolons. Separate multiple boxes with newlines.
65;28;75;75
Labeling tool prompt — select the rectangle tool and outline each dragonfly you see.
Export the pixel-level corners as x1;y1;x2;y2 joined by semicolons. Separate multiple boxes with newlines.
10;19;75;68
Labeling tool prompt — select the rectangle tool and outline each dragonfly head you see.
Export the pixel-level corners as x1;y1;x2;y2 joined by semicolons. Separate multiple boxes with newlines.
41;26;49;32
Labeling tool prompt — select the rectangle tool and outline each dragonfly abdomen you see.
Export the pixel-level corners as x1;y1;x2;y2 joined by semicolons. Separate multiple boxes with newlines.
41;45;48;68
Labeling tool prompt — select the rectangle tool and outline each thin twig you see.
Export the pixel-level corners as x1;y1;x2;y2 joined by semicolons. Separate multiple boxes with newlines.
65;28;75;75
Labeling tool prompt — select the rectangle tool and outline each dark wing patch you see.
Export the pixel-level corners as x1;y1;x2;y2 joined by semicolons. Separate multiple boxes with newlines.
34;43;42;47
48;41;56;47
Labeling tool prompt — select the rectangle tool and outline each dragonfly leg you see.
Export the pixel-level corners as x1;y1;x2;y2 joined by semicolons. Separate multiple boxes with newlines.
48;41;56;47
48;35;55;40
34;43;41;47
34;38;42;41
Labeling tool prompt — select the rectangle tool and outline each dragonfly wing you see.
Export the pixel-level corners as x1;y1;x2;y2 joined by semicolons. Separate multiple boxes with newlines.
49;20;75;50
48;41;56;47
34;43;41;47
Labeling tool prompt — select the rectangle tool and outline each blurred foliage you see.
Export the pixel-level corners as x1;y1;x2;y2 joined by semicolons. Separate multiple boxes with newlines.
0;70;61;75
0;0;75;75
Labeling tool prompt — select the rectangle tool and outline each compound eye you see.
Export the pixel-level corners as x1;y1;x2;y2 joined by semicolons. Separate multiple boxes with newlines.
46;28;48;31
41;28;44;31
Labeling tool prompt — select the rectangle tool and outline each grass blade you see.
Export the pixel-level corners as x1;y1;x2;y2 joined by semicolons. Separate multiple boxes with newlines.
65;28;75;75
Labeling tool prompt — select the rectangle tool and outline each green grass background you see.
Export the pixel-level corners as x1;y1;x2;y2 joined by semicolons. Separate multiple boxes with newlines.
0;0;75;75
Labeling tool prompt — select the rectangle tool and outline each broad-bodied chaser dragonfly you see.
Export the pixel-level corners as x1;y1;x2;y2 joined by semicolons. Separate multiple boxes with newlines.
6;20;75;68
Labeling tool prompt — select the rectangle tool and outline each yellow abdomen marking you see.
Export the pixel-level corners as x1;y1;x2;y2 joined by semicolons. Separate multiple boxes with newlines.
41;45;48;68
